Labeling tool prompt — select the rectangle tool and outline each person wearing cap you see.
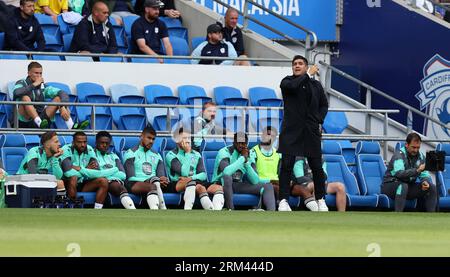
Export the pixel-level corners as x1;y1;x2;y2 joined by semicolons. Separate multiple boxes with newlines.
134;0;181;19
130;0;173;63
191;23;237;65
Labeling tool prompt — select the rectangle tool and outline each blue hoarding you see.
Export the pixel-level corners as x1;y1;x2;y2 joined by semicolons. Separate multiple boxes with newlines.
192;0;338;41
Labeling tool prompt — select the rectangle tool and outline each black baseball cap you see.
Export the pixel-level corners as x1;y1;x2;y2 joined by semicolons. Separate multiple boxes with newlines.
207;23;223;34
144;0;164;8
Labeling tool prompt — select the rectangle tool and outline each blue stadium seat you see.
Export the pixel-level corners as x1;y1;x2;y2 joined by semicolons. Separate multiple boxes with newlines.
145;107;179;131
248;87;283;107
77;192;96;205
436;144;450;209
164;36;190;64
112;25;128;53
76;82;112;129
168;26;188;42
144;85;179;105
99;56;124;62
201;139;227;181
130;57;159;63
222;109;247;133
1;134;27;175
323;141;378;208
110;84;146;130
214;86;249;106
0;54;28;60
0;32;4;50
159;17;182;28
65;55;94;62
62;33;73;52
120;136;140;153
31;54;62;61
355;141;416;209
178;85;212;105
395;141;405;152
191;36;205;51
323;112;348;134
76;82;107;103
123;15;139;36
62;136;73;145
46;82;77;116
35;14;62;42
57;14;74;35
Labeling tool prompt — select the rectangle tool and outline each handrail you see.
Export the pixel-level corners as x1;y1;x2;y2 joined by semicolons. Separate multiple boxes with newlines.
209;0;318;60
0;50;292;64
319;61;450;133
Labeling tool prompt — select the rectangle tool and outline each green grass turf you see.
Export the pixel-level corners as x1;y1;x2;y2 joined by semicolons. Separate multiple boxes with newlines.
0;209;450;257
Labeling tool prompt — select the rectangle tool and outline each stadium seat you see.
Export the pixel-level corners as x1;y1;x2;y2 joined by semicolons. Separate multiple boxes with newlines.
201;139;227;181
436;144;450;209
159;17;182;28
123;15;139;36
110;84;146;130
222;109;247;133
191;36;205;50
323;141;378;208
144;85;179;105
178;85;212;105
145;107;179;131
65;55;94;62
46;82;77;116
31;54;62;61
0;32;4;50
112;25;128;53
163;36;190;64
167;26;188;42
62;33;73;52
99;56;124;63
355;141;416;209
214;86;249;106
248;87;283;107
0;134;27;175
0;54;28;60
35;14;62;43
130;57;159;63
77;192;96;205
57;14;74;35
120;136;140;153
323;112;348;134
76;82;112;130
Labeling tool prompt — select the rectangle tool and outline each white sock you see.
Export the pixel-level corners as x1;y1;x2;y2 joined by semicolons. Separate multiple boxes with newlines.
65;117;74;129
34;116;42;126
94;203;103;209
120;193;136;209
183;185;196;210
199;193;214;210
305;198;319;212
212;192;224;210
57;189;66;196
154;182;167;210
146;193;159;210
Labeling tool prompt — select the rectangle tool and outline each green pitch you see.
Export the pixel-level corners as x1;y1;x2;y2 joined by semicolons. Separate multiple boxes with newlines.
1;209;450;257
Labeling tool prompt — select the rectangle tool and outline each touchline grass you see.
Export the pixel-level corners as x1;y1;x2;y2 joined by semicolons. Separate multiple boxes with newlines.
0;209;450;257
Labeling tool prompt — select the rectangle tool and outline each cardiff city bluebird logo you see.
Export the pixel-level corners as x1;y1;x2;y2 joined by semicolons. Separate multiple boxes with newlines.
416;54;450;138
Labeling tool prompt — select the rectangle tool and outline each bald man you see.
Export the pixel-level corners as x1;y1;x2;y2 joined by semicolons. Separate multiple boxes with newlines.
70;1;118;54
223;8;251;66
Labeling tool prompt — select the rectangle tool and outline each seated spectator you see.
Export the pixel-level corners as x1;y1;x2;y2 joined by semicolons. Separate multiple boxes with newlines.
13;62;89;129
191;23;237;65
291;157;346;212
381;132;437;212
123;126;168;210
60;131;110;209
69;1;118;54
17;131;66;195
4;0;45;51
94;131;136;209
134;0;180;18
211;132;276;211
35;0;68;23
222;8;251;66
165;127;224;210
191;102;229;152
130;0;172;63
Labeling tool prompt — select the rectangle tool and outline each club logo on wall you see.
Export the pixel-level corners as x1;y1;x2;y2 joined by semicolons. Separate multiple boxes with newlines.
415;54;450;138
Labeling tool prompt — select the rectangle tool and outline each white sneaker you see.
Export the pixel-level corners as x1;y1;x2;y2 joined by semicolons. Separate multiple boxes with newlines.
317;198;329;212
278;199;292;212
305;200;319;211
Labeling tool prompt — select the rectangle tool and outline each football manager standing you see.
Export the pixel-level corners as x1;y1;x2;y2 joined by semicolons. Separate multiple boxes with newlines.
277;55;329;212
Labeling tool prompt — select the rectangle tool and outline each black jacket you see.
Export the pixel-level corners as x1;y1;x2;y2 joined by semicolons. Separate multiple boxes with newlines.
69;16;118;54
223;25;244;56
278;74;328;157
4;8;45;51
